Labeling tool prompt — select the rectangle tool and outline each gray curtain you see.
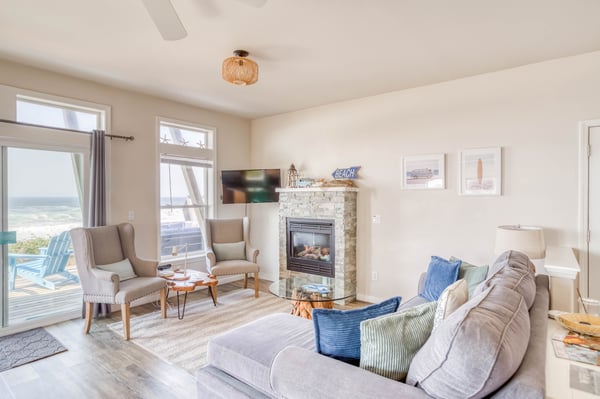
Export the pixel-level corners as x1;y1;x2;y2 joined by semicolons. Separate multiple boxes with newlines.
88;129;106;228
83;129;111;318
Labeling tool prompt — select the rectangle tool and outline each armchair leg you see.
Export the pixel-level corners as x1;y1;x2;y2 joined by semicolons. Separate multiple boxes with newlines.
160;287;167;319
121;303;131;340
254;272;259;298
84;302;93;334
244;273;248;289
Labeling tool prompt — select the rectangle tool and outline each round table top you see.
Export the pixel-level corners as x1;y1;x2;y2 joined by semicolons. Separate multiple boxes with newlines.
160;269;217;291
269;273;352;303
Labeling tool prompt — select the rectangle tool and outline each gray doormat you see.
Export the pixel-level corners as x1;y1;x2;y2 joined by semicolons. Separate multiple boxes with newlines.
0;327;67;372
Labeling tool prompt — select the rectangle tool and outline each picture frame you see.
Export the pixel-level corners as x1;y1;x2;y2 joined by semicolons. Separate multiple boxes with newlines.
459;147;502;196
402;154;445;190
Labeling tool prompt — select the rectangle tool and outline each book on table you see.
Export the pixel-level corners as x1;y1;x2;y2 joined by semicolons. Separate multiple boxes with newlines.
552;329;600;366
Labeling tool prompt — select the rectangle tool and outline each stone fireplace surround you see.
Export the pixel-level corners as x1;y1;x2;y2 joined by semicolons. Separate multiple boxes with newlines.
277;187;358;303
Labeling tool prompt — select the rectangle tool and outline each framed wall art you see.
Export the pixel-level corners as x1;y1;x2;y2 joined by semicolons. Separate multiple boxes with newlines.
402;154;445;190
459;147;501;196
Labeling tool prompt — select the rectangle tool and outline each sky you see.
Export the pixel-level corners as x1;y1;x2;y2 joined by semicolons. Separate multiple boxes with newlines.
9;147;79;197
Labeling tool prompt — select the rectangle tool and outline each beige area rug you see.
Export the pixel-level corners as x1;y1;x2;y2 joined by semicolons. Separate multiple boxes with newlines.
108;289;291;374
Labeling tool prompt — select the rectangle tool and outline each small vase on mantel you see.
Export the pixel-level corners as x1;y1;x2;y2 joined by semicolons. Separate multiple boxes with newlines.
287;163;298;188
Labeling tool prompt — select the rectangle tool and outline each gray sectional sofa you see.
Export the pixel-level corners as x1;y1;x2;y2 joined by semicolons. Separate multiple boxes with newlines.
196;251;549;399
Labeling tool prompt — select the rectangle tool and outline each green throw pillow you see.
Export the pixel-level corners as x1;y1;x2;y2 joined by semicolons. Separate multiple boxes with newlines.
450;256;489;297
96;258;137;281
213;241;246;261
360;301;437;381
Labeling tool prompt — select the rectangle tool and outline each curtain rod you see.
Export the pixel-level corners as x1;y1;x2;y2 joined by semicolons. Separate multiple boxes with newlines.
0;119;135;141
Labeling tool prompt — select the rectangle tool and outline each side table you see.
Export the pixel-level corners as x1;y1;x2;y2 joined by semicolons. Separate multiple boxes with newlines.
546;318;600;398
160;270;218;320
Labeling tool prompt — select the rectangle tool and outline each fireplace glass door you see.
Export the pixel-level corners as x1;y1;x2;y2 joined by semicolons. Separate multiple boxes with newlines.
287;218;334;277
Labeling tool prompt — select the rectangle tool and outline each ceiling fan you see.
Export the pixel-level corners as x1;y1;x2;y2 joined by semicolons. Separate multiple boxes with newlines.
142;0;267;41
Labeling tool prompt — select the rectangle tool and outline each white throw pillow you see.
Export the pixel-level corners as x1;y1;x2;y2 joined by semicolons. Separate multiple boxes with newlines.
433;279;468;330
96;258;137;281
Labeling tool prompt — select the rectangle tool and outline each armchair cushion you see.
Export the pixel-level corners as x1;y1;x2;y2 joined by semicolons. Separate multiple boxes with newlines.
96;258;137;281
114;277;167;304
209;260;259;275
213;241;246;262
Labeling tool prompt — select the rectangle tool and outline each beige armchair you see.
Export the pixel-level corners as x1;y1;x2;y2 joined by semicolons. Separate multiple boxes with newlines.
70;223;167;340
205;217;260;298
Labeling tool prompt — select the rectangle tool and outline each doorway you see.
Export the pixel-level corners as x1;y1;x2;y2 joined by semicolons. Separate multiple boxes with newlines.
580;120;600;299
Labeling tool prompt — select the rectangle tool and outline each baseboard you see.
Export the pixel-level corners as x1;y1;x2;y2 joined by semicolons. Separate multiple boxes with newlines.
356;293;382;304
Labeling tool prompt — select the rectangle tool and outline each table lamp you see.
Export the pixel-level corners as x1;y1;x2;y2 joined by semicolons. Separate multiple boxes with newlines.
495;225;545;271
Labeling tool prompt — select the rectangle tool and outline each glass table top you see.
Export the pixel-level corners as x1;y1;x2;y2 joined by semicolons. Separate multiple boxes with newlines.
269;273;352;303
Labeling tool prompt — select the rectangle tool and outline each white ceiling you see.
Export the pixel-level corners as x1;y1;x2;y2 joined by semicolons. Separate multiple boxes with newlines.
2;0;600;119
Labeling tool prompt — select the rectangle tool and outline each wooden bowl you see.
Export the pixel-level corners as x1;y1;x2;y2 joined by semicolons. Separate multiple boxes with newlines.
557;313;600;337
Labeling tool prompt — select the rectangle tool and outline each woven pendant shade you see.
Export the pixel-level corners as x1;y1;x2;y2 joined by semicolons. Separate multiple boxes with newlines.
222;50;258;86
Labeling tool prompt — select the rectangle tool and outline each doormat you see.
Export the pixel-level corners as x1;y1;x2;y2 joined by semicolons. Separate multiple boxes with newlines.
0;327;67;372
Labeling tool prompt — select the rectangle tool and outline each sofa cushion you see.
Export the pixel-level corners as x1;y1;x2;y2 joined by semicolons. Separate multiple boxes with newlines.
421;256;460;301
433;279;468;329
360;301;437;381
207;313;314;397
450;256;489;297
472;250;536;309
406;285;530;399
213;241;246;261
313;296;401;364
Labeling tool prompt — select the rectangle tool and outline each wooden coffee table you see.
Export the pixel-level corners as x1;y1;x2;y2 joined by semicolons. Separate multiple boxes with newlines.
160;270;218;319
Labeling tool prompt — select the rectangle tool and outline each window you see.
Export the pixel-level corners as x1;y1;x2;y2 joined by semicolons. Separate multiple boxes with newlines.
17;96;104;131
159;119;215;261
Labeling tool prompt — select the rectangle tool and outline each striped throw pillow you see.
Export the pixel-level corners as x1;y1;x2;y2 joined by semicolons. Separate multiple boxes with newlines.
360;301;437;381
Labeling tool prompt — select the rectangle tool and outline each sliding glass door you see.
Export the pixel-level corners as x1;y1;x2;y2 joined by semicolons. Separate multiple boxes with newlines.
3;147;85;327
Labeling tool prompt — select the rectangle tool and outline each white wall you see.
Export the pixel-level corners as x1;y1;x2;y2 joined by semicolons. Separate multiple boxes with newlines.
250;51;600;301
0;59;251;261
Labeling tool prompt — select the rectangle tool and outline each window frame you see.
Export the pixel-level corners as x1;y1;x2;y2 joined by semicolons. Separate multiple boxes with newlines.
156;117;217;262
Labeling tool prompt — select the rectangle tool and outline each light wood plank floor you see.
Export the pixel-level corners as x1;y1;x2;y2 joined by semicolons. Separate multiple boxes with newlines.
0;279;367;399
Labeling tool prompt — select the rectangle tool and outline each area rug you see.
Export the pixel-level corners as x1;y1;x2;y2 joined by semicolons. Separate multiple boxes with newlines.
0;327;67;372
108;289;291;374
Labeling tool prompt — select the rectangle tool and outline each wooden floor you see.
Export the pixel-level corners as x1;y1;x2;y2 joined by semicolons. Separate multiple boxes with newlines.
0;278;367;399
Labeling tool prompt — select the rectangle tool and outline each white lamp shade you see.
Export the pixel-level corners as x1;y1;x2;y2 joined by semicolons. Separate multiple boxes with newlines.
495;225;546;259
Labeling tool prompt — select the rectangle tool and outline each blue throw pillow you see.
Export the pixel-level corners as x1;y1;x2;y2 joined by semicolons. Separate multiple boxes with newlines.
313;296;401;365
421;256;461;301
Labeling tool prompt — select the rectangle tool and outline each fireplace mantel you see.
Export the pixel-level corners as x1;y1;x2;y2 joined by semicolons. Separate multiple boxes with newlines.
276;187;359;193
278;187;357;304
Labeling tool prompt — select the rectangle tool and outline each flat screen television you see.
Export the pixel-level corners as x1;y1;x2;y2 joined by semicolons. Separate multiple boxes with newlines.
221;169;281;204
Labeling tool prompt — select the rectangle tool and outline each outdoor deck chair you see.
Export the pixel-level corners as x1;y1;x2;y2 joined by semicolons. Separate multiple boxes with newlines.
8;231;79;290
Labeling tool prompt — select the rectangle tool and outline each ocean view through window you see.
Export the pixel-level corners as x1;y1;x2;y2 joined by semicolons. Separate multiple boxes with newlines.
159;119;215;261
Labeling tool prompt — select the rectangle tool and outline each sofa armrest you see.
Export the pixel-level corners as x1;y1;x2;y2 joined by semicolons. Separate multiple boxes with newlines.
270;347;431;399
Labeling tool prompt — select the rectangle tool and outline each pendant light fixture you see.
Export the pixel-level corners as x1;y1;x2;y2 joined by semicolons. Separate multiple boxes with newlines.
222;50;259;86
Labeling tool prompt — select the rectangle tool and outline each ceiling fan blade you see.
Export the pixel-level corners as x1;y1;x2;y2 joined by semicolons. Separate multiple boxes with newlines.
233;0;267;8
142;0;187;41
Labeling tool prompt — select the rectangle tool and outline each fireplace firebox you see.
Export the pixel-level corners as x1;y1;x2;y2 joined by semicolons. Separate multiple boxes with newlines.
286;218;335;277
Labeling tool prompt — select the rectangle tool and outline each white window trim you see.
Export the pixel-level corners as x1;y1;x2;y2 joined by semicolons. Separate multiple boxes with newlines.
156;116;218;262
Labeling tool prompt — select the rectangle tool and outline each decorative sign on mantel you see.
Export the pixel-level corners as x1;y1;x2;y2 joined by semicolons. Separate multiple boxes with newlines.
331;166;361;180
